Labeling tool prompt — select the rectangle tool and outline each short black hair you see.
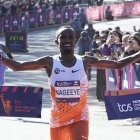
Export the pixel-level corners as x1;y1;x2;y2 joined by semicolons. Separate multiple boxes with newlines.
56;26;75;40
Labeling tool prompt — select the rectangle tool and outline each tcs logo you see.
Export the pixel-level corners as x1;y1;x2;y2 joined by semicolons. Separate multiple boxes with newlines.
117;103;133;112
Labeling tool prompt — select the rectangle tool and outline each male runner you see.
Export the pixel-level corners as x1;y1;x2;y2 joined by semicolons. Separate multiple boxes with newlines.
1;26;140;140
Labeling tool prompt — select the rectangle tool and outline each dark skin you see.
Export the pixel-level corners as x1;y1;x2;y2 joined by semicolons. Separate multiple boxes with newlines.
1;27;140;77
2;27;140;140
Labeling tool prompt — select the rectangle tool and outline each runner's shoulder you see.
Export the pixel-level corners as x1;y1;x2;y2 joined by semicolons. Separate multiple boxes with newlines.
37;55;53;67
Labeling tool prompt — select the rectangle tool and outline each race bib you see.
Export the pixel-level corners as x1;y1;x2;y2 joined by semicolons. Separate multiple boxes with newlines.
55;80;81;103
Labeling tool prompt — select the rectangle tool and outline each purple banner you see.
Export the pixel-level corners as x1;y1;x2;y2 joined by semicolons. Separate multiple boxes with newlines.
0;86;43;118
104;89;140;120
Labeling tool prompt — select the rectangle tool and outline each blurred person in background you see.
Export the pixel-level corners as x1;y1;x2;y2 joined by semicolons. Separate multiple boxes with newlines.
18;0;28;14
92;31;100;49
115;26;121;32
77;31;93;55
39;0;49;10
99;31;108;45
71;14;82;41
120;34;131;58
85;23;96;40
10;0;18;16
123;32;140;58
79;8;88;29
100;29;123;60
21;11;29;33
1;0;12;17
92;31;108;57
105;5;114;21
91;30;108;55
28;0;36;11
77;31;93;80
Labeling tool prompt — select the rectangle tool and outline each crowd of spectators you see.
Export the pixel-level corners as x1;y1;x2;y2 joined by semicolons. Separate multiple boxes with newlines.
74;20;140;101
89;27;140;61
0;0;76;17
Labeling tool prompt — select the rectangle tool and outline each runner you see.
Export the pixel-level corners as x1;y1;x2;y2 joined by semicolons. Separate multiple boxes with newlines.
1;26;140;140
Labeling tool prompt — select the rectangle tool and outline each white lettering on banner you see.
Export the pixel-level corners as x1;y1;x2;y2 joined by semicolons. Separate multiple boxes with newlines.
134;107;140;110
132;100;140;103
133;104;140;107
117;103;133;112
109;77;115;82
132;100;140;110
117;100;140;112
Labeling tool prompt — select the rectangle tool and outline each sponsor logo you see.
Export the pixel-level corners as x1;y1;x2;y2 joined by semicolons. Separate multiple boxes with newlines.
117;103;133;112
55;81;80;87
72;69;80;73
54;68;65;74
117;100;140;113
54;68;60;74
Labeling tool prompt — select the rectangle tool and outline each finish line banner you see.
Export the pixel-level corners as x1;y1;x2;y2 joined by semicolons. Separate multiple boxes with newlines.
0;86;43;118
104;88;140;120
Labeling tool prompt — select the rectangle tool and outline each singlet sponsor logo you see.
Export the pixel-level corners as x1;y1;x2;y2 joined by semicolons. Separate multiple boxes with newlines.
55;81;80;87
54;68;60;74
72;69;80;73
54;68;65;74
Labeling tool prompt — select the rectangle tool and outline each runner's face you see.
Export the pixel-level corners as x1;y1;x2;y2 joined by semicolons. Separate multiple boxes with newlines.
57;29;76;54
